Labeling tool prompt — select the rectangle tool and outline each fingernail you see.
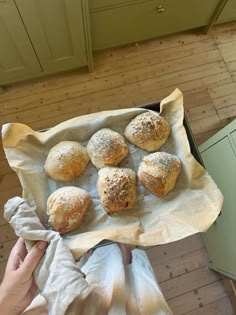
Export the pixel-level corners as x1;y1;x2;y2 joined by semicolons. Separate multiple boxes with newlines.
37;241;48;250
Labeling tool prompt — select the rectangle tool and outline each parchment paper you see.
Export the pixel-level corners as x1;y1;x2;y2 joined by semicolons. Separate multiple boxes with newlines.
2;89;223;258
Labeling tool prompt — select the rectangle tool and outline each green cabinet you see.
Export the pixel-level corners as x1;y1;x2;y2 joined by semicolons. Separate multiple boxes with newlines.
200;120;236;280
1;0;236;85
218;0;236;23
90;0;220;50
15;0;88;73
0;0;91;86
0;0;42;85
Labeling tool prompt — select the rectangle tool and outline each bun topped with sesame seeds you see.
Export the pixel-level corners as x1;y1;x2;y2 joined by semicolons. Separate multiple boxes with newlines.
124;112;170;152
87;128;129;169
138;152;181;196
47;186;90;234
45;141;89;181
97;167;136;213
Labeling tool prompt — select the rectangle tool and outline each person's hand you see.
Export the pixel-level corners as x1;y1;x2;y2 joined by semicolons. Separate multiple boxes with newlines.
0;237;47;315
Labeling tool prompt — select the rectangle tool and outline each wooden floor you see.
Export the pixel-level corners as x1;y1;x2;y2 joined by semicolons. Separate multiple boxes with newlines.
1;21;236;314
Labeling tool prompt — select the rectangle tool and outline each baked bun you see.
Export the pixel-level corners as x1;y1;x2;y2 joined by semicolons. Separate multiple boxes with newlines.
45;141;89;181
124;112;170;151
138;152;181;196
47;186;90;234
87;128;129;169
97;167;136;213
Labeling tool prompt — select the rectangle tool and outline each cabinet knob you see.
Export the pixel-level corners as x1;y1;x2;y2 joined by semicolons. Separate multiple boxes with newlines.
157;5;165;13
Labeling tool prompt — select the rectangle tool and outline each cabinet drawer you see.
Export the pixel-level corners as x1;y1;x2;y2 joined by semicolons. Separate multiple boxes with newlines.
90;0;219;50
90;0;137;10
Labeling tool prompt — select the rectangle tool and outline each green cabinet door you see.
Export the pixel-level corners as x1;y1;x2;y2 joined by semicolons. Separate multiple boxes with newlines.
200;120;236;279
15;0;88;74
217;0;236;23
0;0;42;85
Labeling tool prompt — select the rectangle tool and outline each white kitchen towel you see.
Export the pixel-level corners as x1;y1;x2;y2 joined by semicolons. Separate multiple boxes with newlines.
4;197;91;315
5;197;172;315
71;245;173;315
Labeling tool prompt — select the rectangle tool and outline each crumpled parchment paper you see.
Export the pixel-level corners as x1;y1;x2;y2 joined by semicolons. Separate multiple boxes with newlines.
2;89;223;258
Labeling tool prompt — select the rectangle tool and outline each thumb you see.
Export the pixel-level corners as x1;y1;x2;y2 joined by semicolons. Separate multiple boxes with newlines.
21;241;48;277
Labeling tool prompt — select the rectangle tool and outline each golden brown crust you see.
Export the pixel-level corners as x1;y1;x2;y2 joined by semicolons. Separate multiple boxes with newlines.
47;186;90;234
138;152;181;196
124;112;170;152
97;167;136;213
87;128;129;169
44;141;89;181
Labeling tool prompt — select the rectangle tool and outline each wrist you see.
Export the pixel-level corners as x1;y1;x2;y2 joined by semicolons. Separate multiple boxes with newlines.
0;286;20;315
0;290;12;315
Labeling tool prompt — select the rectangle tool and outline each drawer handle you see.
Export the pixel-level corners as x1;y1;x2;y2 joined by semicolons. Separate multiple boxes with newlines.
157;5;165;13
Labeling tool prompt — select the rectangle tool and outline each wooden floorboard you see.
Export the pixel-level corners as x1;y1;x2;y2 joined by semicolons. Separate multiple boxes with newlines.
167;281;228;315
1;22;236;314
